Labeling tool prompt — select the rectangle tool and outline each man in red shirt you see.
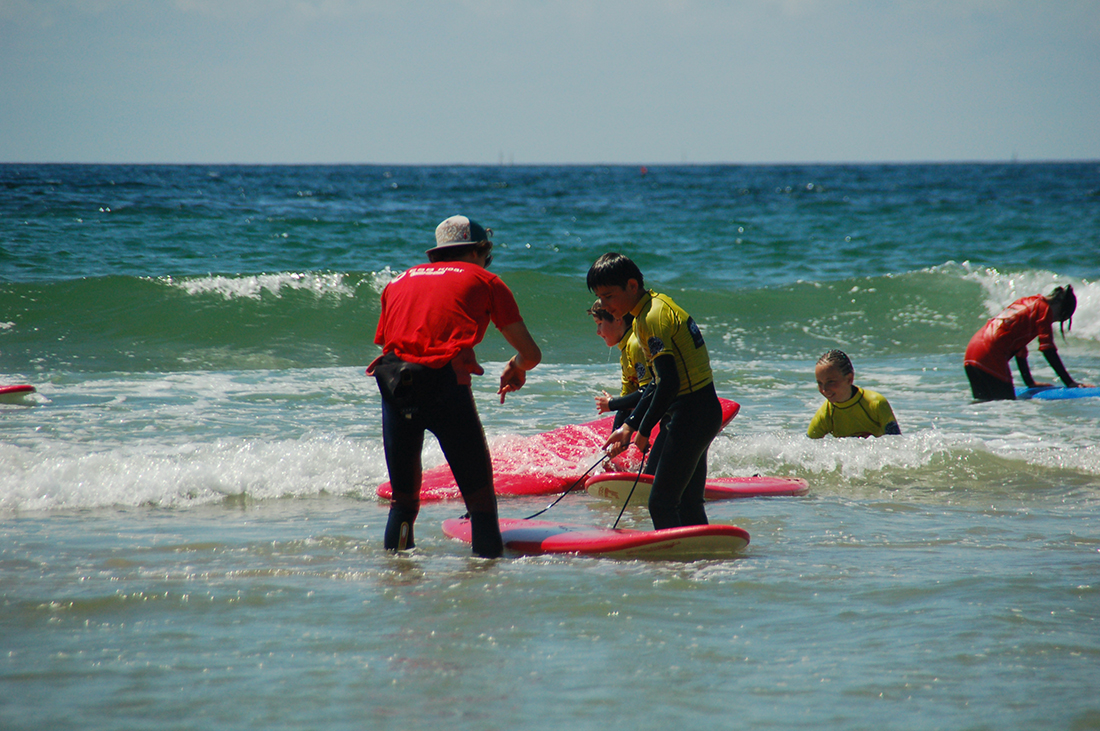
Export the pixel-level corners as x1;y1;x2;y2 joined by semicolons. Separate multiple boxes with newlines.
369;215;541;557
964;285;1085;400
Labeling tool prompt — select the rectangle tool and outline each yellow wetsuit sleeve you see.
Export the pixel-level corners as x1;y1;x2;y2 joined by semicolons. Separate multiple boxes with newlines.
865;390;900;435
808;401;832;439
618;341;638;396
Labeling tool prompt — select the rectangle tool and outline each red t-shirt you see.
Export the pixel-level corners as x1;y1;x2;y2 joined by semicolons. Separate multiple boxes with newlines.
374;261;523;369
964;295;1056;382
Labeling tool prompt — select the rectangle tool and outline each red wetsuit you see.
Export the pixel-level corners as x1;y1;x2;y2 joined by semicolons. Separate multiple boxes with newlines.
964;295;1055;384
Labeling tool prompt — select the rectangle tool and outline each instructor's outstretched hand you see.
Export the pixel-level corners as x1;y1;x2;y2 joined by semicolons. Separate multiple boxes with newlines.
497;321;542;404
498;357;527;403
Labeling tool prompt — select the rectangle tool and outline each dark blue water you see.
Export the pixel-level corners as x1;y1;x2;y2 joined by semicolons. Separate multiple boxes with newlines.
4;163;1098;283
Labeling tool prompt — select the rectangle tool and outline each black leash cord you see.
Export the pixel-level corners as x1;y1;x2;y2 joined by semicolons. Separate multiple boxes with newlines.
611;450;648;529
522;455;608;520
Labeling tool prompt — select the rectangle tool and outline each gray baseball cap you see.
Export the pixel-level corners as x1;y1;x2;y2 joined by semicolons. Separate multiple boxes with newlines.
428;215;492;255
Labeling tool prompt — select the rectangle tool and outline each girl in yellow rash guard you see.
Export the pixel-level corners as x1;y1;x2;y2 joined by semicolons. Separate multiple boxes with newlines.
809;350;901;439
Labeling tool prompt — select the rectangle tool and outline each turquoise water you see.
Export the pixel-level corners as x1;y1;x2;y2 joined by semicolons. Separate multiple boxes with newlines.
2;163;1099;730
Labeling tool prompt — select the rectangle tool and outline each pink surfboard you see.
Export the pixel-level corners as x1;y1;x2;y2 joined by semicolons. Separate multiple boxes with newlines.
586;472;809;507
442;517;750;559
377;399;741;502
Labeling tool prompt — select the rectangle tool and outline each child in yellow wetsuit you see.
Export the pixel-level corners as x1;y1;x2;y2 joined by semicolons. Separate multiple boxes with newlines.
589;252;721;529
588;299;651;430
809;350;901;439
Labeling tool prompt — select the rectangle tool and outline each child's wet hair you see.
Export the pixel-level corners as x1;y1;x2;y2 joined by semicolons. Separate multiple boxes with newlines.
817;349;853;376
1049;284;1076;338
587;298;615;322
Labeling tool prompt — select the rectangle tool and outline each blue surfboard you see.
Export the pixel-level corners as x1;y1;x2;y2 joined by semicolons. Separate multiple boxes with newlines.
1015;385;1100;400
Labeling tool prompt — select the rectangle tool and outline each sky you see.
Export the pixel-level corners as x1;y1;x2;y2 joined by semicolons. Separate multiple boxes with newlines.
1;0;1098;165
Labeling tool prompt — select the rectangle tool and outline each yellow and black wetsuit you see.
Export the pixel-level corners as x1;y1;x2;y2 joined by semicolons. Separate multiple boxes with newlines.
607;329;651;429
807;386;901;439
623;290;722;530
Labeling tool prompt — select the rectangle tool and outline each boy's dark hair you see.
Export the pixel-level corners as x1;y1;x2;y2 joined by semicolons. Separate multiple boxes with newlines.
587;252;644;292
587;298;614;322
817;349;854;377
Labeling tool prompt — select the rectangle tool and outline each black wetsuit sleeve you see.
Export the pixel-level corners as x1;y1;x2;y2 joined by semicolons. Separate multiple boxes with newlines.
1015;354;1037;388
629;378;651;430
626;356;679;436
609;390;644;430
608;390;642;414
623;382;655;432
1043;349;1077;387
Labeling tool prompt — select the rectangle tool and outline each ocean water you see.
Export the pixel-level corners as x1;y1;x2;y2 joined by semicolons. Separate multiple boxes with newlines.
2;163;1099;730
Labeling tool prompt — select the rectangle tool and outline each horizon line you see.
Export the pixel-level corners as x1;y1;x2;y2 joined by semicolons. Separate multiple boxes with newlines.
3;158;1098;167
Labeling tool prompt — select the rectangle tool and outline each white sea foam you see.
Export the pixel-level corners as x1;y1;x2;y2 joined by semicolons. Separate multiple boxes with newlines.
710;425;1100;488
956;261;1100;341
0;435;388;512
163;271;355;300
368;266;400;295
4;361;1098;513
0;367;391;513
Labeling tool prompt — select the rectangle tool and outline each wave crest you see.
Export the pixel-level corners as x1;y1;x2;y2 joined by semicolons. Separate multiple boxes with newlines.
160;271;355;300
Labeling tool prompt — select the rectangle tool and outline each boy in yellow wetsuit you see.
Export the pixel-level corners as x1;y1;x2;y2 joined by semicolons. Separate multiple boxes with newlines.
809;349;901;439
589;252;721;529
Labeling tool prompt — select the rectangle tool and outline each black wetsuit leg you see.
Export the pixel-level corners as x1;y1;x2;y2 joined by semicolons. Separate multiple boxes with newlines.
642;416;666;476
965;365;1016;401
647;383;723;530
430;386;501;558
380;364;502;557
380;395;425;550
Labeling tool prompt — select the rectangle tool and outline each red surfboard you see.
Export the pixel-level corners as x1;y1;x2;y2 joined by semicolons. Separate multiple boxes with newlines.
377;399;741;502
0;384;36;404
586;472;809;506
442;517;750;559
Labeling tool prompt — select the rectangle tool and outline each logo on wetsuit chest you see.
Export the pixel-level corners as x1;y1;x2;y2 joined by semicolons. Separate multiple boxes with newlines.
686;317;705;348
647;336;665;356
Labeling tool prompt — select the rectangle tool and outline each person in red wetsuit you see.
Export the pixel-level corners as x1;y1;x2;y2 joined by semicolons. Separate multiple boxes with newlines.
964;284;1089;400
369;215;541;557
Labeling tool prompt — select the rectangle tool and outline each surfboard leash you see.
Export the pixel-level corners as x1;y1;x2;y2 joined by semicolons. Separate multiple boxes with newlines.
522;455;609;520
611;448;648;530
